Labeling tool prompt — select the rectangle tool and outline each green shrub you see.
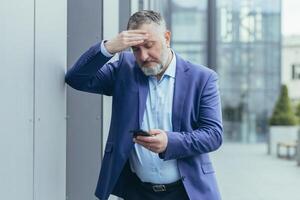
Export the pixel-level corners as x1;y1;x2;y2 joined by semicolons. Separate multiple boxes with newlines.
269;85;297;126
296;102;300;124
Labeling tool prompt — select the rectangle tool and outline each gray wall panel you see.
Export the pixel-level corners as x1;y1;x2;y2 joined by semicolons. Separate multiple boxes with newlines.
67;0;103;199
0;1;34;199
119;0;131;31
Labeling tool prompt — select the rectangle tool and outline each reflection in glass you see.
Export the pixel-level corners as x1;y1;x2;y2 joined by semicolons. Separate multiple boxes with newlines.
149;0;281;143
150;0;207;64
217;0;281;142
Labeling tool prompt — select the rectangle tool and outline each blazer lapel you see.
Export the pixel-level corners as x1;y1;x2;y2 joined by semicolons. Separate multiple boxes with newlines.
136;64;149;128
172;54;190;132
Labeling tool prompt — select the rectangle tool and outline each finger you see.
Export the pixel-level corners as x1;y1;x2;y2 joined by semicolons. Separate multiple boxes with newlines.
121;31;148;38
125;33;149;38
149;129;163;136
135;140;150;147
135;138;157;146
126;30;148;34
127;40;145;47
135;140;159;151
125;37;147;42
136;135;158;143
135;136;152;143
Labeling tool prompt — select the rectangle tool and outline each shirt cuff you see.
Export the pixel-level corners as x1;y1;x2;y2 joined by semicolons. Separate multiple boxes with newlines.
100;40;115;58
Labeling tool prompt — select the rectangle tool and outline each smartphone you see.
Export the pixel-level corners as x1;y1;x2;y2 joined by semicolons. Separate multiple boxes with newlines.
130;129;151;138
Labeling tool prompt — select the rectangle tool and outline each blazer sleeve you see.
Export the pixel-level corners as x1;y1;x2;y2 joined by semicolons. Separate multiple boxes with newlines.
65;42;121;96
159;72;223;160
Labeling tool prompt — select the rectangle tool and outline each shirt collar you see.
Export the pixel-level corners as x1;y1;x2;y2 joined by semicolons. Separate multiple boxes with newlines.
162;49;176;79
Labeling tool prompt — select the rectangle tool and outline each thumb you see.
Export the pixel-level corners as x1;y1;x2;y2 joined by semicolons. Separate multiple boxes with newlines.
149;129;163;136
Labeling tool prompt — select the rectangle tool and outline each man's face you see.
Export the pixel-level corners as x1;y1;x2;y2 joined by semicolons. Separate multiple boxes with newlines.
130;23;171;76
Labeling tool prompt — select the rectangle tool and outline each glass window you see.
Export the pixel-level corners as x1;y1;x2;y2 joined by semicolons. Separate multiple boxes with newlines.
292;64;300;80
171;0;208;65
216;0;281;142
150;0;281;142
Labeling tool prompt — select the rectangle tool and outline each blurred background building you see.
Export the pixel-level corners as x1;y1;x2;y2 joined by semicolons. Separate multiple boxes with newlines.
282;35;300;103
152;0;282;143
2;0;299;200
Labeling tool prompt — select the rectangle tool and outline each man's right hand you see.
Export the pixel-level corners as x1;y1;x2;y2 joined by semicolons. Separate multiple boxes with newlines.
104;30;149;54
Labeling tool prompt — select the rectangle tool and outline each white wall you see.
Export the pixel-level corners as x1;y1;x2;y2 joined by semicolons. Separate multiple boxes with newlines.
0;1;34;199
102;0;119;154
34;0;67;199
0;0;67;199
102;0;119;200
282;36;300;102
103;0;119;199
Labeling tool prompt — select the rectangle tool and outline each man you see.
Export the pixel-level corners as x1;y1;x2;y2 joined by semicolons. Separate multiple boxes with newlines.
65;10;223;200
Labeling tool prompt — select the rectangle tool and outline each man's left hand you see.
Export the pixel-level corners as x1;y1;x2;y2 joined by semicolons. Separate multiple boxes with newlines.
133;129;168;153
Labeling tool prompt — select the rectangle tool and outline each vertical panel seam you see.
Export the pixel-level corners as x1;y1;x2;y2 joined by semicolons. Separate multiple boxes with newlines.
33;0;36;199
100;0;104;160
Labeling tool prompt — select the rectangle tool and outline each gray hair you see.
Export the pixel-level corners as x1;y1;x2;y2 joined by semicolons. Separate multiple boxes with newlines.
127;10;166;31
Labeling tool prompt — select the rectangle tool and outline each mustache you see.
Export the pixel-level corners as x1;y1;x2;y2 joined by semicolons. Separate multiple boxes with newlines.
141;60;159;66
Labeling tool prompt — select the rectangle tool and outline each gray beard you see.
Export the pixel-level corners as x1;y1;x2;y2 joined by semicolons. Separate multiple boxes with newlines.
140;64;164;76
139;47;170;76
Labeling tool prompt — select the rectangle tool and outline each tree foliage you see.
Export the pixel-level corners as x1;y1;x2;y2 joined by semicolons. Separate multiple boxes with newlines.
295;102;300;124
269;85;297;125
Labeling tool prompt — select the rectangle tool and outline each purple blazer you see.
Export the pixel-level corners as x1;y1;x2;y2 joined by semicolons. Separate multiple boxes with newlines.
65;42;223;200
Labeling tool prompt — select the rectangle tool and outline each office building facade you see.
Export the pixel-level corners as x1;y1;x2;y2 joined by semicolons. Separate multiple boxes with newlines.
151;0;282;142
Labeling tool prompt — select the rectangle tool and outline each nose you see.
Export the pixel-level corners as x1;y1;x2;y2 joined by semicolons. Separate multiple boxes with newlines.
139;48;149;62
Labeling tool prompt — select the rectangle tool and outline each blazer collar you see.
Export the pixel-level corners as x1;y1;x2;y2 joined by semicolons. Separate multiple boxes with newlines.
172;53;190;131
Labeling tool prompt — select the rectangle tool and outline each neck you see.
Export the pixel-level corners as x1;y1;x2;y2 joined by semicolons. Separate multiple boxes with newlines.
155;49;173;81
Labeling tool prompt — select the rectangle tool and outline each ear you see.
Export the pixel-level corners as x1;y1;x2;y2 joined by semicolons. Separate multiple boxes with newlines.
164;30;171;47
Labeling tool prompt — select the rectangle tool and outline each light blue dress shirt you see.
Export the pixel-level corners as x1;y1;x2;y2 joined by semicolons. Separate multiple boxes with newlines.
128;51;181;184
100;41;181;184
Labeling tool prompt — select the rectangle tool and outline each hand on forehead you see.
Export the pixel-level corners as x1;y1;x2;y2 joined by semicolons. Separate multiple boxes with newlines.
127;29;156;39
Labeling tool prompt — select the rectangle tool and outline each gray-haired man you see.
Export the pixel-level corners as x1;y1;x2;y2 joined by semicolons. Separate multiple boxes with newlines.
65;10;223;200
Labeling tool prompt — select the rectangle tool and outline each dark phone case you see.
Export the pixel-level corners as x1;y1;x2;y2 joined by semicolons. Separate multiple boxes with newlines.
130;129;151;137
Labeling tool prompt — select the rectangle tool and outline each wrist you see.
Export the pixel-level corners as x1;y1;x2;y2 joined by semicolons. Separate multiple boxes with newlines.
104;40;116;54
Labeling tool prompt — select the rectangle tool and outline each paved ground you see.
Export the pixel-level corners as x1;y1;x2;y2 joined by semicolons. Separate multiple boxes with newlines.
211;143;300;200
